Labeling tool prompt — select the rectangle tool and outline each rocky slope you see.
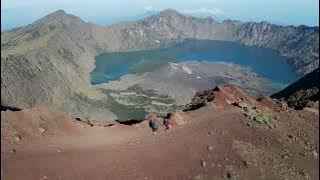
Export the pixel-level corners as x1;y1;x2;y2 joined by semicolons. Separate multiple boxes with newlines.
1;9;318;122
272;68;319;109
2;85;318;180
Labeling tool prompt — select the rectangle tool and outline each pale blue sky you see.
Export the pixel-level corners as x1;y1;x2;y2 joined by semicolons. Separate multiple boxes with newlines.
1;0;319;30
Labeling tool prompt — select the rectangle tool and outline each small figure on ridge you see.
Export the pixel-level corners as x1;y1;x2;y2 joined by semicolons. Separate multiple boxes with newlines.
164;113;174;130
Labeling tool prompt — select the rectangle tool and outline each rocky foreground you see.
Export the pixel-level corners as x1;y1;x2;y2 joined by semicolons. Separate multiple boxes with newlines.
2;85;318;180
272;68;319;110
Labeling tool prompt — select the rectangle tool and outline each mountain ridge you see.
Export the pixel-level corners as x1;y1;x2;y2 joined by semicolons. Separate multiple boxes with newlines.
1;9;319;122
272;68;319;109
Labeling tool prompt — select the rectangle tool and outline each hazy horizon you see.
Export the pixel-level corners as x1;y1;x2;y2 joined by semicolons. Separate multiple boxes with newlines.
1;0;319;30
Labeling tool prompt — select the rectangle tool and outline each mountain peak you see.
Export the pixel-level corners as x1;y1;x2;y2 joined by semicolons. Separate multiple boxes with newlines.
161;8;178;13
50;9;67;16
158;8;184;18
33;9;84;27
44;9;74;20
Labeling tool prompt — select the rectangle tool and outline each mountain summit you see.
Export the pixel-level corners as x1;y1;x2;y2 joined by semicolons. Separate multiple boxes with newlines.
33;9;85;27
158;8;184;17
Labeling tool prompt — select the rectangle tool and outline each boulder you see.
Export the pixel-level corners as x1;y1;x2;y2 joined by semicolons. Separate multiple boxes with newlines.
183;89;215;111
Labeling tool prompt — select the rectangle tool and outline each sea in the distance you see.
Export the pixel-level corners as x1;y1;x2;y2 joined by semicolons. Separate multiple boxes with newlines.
91;39;300;91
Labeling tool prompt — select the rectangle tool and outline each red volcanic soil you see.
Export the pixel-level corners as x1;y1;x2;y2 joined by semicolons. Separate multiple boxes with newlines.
1;86;319;180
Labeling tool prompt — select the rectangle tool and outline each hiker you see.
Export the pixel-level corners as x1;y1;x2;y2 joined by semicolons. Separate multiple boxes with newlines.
164;113;174;130
149;119;158;134
145;113;158;133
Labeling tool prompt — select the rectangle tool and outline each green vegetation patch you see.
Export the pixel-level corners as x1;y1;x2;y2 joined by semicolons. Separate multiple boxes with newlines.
103;85;178;121
253;112;270;125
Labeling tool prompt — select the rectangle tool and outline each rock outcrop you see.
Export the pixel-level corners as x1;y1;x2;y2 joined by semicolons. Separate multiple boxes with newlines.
183;89;215;111
1;9;319;122
271;68;319;109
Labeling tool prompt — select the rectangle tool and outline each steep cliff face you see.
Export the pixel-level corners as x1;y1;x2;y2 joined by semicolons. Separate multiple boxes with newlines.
1;10;97;109
1;9;319;120
271;68;319;109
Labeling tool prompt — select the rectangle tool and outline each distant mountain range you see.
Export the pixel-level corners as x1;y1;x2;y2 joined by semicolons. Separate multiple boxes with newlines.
1;9;319;122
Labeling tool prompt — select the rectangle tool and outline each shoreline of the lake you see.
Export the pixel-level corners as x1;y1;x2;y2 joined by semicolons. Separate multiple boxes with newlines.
94;61;277;120
91;39;300;86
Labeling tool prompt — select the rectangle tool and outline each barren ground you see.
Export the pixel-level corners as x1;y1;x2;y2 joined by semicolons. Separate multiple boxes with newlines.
1;87;319;180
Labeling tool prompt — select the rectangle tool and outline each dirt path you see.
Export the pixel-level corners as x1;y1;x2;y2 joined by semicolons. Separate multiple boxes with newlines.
2;104;319;180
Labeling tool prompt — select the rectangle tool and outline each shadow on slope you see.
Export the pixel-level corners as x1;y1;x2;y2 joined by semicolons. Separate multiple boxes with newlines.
271;68;319;109
1;105;22;112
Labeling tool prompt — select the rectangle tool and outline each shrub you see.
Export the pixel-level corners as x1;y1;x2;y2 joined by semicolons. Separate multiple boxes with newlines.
253;112;270;125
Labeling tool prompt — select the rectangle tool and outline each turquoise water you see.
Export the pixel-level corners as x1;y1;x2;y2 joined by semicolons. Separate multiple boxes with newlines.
91;39;300;86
